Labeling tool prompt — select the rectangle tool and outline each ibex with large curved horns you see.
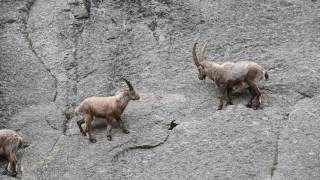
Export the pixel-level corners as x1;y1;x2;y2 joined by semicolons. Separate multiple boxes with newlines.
192;42;269;110
75;78;140;142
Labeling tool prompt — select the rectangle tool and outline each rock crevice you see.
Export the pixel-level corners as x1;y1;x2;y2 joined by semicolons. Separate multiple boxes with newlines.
112;133;170;163
20;0;59;103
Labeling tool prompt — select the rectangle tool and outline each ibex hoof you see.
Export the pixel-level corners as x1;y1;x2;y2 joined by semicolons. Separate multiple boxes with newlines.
253;106;259;110
89;138;97;143
9;171;17;177
107;135;112;141
217;105;223;110
122;129;130;134
226;101;233;105
246;103;252;108
2;169;8;175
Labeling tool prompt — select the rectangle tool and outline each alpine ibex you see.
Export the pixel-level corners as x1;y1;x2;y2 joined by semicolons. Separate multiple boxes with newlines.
75;78;140;143
192;42;269;110
0;129;26;177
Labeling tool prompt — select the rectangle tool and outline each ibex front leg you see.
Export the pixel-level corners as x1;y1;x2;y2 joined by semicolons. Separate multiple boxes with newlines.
106;116;113;141
84;114;96;143
116;116;130;134
2;146;17;177
218;84;227;110
247;81;261;110
76;118;86;136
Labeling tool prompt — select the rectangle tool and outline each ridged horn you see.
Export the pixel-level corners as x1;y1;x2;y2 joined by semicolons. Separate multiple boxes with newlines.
121;78;133;90
200;41;208;61
192;42;200;67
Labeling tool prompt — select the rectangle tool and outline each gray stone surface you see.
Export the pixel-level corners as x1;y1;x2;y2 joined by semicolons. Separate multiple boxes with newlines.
274;96;320;180
68;0;90;19
0;0;320;179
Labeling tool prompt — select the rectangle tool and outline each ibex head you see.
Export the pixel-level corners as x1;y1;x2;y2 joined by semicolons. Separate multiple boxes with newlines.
122;78;140;100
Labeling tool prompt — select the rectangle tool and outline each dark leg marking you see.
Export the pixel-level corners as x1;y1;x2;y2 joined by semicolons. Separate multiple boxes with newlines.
77;119;86;136
106;116;113;141
247;81;261;109
116;116;130;134
226;87;233;105
218;84;227;110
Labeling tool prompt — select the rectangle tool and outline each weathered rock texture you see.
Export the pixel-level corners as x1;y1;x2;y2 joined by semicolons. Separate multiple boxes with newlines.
0;0;319;179
68;0;90;19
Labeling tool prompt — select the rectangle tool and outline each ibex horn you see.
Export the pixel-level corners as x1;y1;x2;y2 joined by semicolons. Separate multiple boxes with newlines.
121;78;134;90
192;42;200;67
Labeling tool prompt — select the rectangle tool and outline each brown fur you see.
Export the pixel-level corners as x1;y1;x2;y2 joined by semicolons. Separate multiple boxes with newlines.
0;129;23;177
192;42;268;110
75;79;140;143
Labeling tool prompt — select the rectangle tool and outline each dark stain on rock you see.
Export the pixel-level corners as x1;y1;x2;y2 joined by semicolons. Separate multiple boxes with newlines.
168;120;178;130
148;19;157;31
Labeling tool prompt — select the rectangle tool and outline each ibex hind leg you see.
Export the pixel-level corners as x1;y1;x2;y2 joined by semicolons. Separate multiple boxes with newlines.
247;81;261;110
226;87;233;105
246;87;255;108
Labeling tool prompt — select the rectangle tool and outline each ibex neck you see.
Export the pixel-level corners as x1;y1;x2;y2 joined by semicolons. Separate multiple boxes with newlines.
202;61;223;81
118;92;130;113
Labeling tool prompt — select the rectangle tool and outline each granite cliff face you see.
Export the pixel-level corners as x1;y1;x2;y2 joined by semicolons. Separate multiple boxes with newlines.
1;0;320;179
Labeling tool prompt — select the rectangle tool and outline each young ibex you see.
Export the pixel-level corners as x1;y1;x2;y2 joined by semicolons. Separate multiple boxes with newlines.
0;129;24;177
192;42;269;110
75;78;140;143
